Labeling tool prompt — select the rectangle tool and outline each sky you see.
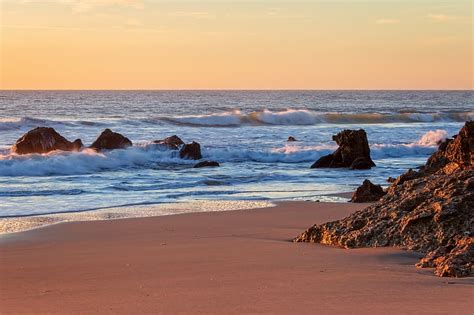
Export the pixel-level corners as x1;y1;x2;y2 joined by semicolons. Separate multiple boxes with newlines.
0;0;472;90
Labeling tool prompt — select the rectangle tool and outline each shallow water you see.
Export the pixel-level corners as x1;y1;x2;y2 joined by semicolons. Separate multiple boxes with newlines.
0;90;472;217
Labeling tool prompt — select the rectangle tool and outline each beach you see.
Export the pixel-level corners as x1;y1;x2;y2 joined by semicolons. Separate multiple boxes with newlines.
1;201;472;314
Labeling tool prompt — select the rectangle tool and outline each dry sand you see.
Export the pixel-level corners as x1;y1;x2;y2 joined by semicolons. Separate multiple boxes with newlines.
1;201;472;314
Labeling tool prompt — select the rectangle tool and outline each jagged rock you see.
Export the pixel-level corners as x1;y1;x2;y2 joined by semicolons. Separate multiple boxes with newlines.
153;135;184;150
416;237;473;278
296;121;474;277
179;141;202;160
90;129;132;151
350;179;386;203
11;127;83;155
424;121;473;174
288;136;297;142
311;129;375;169
194;161;220;168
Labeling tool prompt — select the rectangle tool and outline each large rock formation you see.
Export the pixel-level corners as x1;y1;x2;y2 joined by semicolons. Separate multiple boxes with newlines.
153;135;184;150
311;129;375;169
350;179;386;203
90;129;132;151
11;127;83;155
179;141;202;160
296;122;474;277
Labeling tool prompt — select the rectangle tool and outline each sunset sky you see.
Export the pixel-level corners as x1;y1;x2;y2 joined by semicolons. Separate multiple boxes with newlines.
0;0;472;90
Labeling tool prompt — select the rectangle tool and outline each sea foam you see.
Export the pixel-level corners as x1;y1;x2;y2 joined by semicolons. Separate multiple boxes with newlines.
0;130;445;177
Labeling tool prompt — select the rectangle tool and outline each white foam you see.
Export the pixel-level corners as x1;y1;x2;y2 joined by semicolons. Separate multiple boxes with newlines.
0;129;450;176
416;129;448;146
0;200;274;234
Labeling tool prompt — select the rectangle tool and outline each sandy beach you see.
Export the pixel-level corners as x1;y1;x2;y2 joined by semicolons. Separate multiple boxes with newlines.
1;201;472;314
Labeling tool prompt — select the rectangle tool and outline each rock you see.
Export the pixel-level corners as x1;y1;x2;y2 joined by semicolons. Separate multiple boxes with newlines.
350;179;386;203
90;129;132;151
424;121;473;174
310;129;375;169
288;136;297;142
194;161;220;168
153;135;184;150
296;121;474;277
11;127;83;155
179;141;202;160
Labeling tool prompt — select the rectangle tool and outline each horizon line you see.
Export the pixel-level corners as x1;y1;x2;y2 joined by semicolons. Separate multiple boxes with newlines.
1;88;473;92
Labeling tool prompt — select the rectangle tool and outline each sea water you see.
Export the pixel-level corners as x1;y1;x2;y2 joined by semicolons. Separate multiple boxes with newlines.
0;90;472;219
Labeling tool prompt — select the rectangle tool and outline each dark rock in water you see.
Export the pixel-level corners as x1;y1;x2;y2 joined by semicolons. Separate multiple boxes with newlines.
11;127;83;155
287;136;297;142
153;135;184;150
296;121;474;277
350;179;386;203
310;129;375;169
194;161;220;168
90;129;132;151
179;141;202;160
311;154;334;168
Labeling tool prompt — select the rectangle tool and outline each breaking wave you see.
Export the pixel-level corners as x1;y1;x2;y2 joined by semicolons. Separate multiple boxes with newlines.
0;130;445;176
1;110;472;130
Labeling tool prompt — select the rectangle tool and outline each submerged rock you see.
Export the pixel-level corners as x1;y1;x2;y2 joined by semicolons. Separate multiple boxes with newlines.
194;161;220;168
350;179;385;203
153;135;184;150
296;121;474;277
179;141;202;160
311;129;375;169
11;127;83;155
90;129;132;151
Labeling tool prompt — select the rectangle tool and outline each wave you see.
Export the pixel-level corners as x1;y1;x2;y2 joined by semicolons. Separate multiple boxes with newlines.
0;130;444;176
0;117;106;131
157;110;473;127
1;110;471;131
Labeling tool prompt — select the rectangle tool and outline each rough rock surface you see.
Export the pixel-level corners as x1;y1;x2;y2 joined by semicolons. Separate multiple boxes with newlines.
179;141;202;160
193;161;220;168
153;135;184;150
296;121;474;277
311;129;375;169
90;129;132;151
350;180;386;203
11;127;83;155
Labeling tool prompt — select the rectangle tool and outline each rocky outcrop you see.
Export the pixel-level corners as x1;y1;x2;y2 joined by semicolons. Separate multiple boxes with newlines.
194;161;220;168
179;141;202;160
311;129;375;169
90;129;132;151
423;121;473;174
296;122;474;277
11;127;83;155
288;136;297;142
153;135;184;150
350;180;385;203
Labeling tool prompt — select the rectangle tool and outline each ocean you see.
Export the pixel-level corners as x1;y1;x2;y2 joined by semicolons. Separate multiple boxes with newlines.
0;90;472;218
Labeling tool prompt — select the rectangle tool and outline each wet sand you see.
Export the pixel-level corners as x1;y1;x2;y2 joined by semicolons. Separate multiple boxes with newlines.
1;201;472;314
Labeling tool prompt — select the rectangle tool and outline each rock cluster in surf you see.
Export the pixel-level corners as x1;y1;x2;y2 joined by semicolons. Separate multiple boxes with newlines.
11;128;219;167
296;121;474;277
311;129;375;170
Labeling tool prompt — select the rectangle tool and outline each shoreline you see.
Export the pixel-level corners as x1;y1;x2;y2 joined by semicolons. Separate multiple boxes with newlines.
0;193;352;235
1;201;472;314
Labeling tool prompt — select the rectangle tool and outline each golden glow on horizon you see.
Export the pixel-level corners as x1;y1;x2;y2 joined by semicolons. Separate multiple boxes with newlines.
0;1;472;90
